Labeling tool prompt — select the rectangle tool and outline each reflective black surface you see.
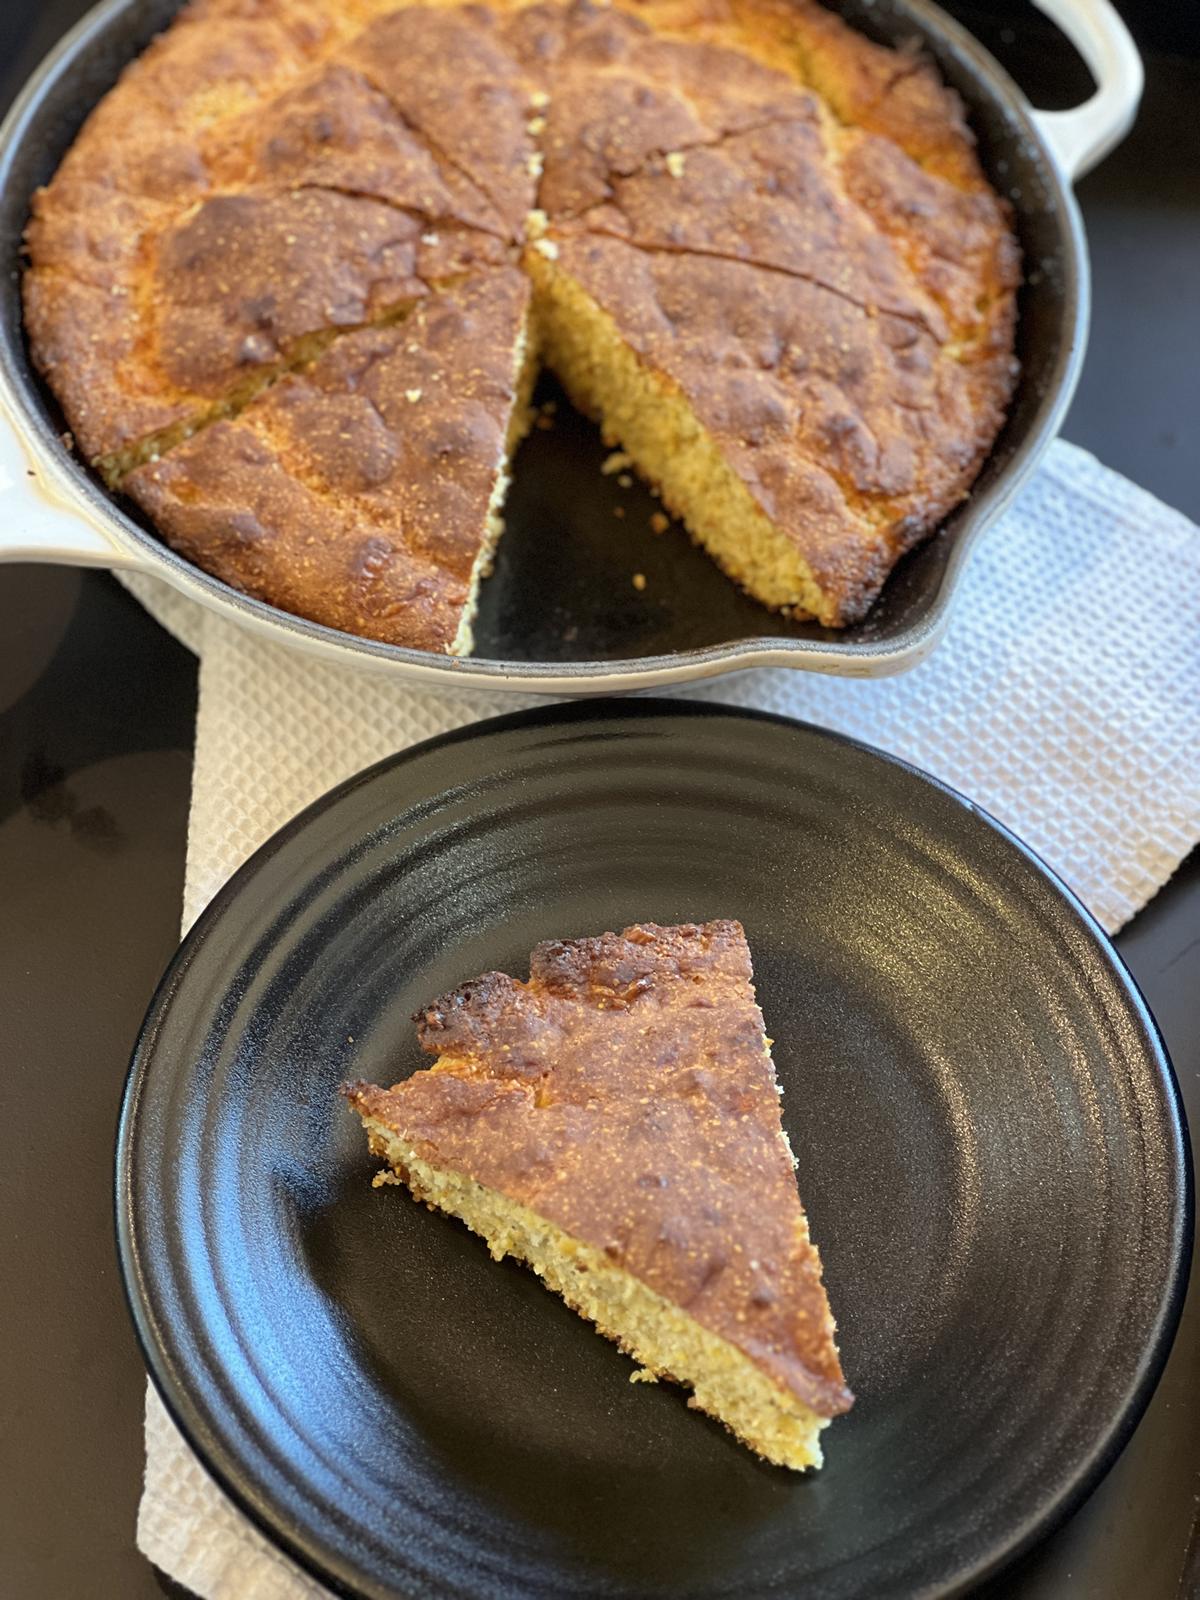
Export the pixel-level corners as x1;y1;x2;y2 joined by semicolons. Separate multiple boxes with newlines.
118;702;1190;1600
1;3;1198;1598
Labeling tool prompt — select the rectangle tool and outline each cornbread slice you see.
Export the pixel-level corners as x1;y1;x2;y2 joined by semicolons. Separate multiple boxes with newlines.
22;5;527;478
344;920;853;1469
337;5;538;238
123;271;535;654
25;0;1021;647
529;236;993;625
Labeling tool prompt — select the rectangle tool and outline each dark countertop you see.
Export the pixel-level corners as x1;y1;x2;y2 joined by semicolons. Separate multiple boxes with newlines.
1;3;1197;1597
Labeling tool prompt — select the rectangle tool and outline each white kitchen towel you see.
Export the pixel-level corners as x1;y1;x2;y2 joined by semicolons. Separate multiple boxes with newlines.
125;437;1199;1599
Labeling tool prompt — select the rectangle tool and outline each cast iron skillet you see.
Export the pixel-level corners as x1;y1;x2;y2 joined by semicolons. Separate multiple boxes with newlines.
0;1;1138;691
116;701;1191;1600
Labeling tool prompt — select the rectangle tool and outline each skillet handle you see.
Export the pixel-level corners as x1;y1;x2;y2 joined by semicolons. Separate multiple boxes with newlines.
0;402;142;569
1029;0;1143;181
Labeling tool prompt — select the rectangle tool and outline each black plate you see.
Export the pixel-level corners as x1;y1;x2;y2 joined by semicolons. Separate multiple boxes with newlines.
116;702;1190;1600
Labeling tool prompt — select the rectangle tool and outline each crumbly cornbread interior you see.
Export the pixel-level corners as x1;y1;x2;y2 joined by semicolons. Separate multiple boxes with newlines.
452;313;539;655
362;1119;829;1469
527;250;834;622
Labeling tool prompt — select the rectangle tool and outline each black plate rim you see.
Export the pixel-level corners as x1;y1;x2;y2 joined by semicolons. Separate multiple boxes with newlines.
114;700;1193;1600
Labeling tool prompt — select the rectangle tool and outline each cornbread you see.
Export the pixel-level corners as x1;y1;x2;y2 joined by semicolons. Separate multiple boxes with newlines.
344;920;853;1469
125;272;534;653
24;0;1019;648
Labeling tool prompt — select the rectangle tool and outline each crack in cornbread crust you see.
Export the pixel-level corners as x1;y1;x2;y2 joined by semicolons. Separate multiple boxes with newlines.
344;918;853;1466
123;271;533;654
529;232;1002;621
24;0;1019;645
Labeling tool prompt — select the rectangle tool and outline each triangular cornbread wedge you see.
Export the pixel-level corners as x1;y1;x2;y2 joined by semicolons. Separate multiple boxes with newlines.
123;271;534;655
344;919;852;1469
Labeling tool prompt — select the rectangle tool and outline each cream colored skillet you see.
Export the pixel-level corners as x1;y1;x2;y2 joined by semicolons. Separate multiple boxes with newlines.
0;0;1140;695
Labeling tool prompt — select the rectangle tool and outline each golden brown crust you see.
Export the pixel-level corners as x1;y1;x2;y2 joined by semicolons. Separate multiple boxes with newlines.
24;0;1019;644
504;2;809;218
346;919;853;1418
545;230;988;620
22;0;341;460
837;129;1020;341
123;270;530;651
338;6;538;237
23;11;522;469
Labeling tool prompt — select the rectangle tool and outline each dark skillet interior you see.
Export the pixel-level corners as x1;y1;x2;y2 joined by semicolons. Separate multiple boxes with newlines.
117;702;1190;1600
0;0;1078;664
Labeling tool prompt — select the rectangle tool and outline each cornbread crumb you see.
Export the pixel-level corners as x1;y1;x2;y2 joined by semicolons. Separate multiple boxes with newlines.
601;450;632;475
405;388;423;404
527;116;546;135
530;89;550;110
665;151;687;178
533;238;559;260
617;472;633;488
526;208;549;238
632;571;646;590
650;511;670;534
